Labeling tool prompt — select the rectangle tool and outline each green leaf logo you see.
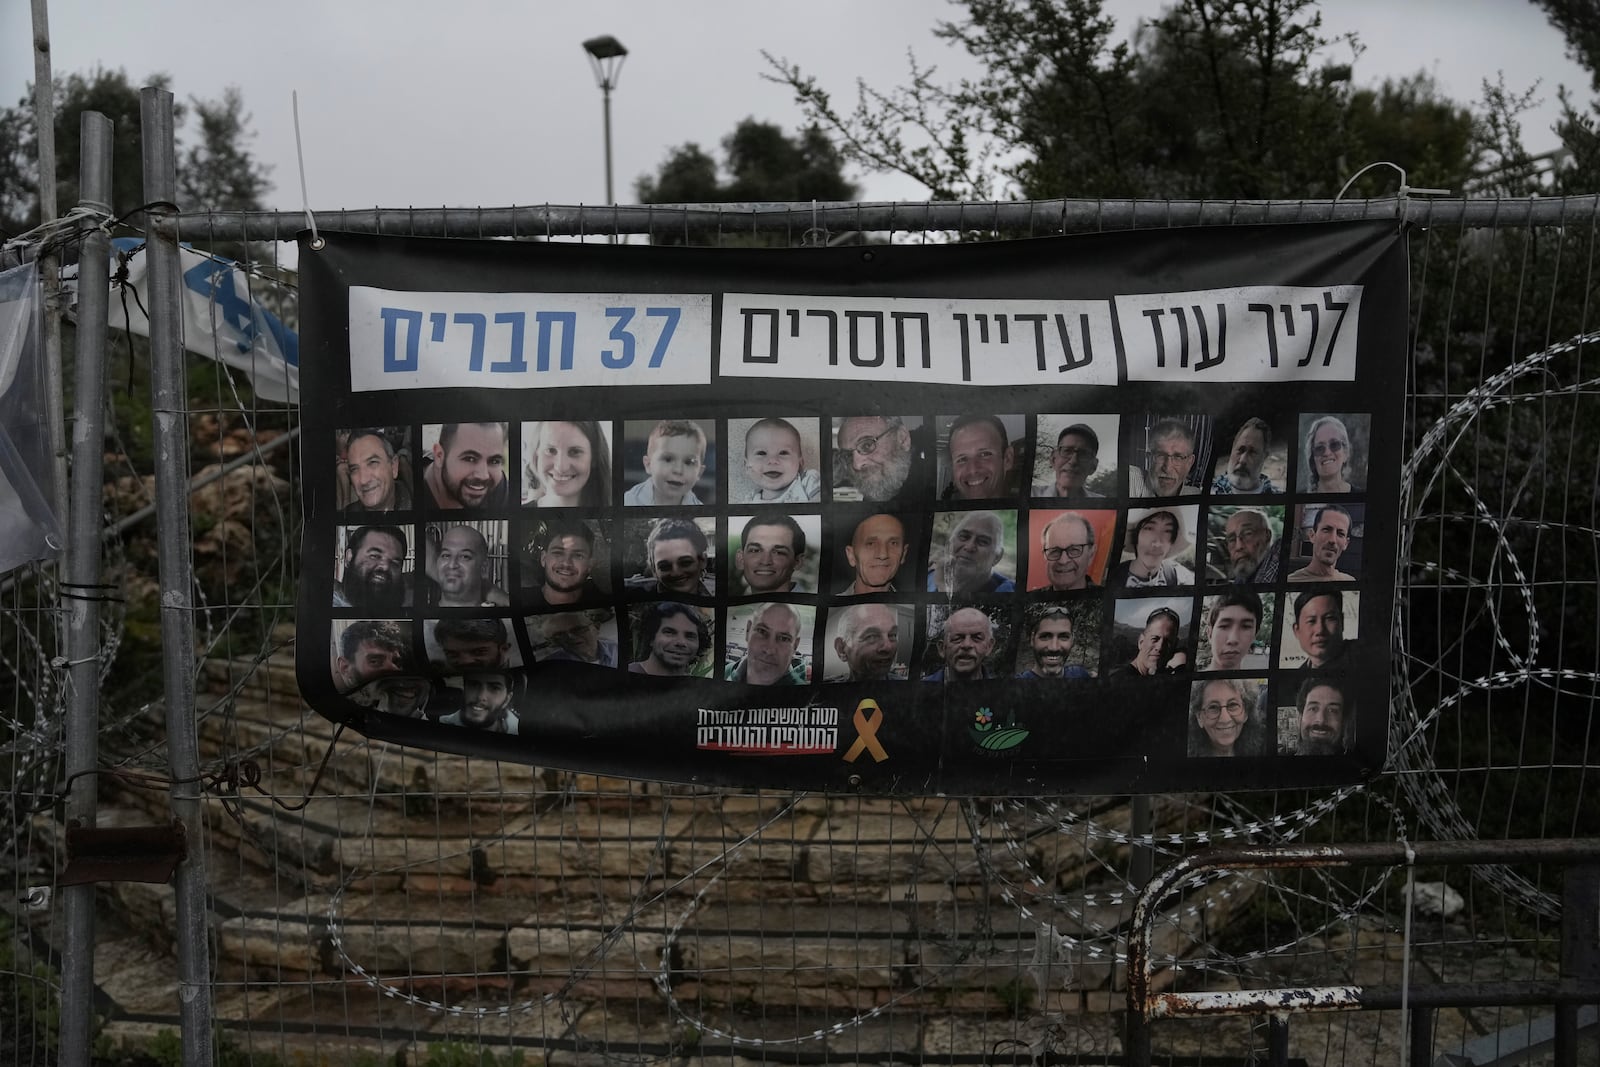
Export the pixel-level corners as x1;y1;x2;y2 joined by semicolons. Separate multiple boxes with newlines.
976;727;1029;751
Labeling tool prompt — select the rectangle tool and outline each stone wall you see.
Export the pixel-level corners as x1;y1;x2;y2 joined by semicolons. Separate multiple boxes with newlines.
79;647;1267;1062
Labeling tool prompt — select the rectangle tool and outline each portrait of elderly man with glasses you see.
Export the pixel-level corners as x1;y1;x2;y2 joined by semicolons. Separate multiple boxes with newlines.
833;415;927;503
1129;417;1208;498
1209;506;1282;585
1028;510;1109;592
1032;421;1109;503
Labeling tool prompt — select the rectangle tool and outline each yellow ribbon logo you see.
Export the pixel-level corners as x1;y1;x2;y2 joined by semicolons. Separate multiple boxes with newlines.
842;698;889;763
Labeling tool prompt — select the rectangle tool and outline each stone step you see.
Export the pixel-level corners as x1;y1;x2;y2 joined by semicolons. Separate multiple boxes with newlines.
201;653;300;707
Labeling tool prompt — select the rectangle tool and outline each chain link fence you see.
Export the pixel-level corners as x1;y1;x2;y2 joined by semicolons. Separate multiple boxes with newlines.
4;178;1599;1065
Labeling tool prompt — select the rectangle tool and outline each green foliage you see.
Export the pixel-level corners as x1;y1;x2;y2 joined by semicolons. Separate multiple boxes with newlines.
768;0;1481;201
1342;74;1478;192
0;67;174;236
636;118;858;245
0;913;63;1064
419;1041;530;1067
638;117;858;204
0;67;270;238
94;1027;400;1066
133;1027;295;1067
146;1029;183;1066
178;87;271;214
1534;0;1600;96
992;975;1036;1016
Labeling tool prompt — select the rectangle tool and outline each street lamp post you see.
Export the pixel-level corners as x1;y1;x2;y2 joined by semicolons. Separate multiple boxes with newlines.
582;34;628;239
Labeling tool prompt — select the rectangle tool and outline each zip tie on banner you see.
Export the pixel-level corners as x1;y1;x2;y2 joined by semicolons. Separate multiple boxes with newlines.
292;90;323;250
1334;161;1451;226
802;198;828;247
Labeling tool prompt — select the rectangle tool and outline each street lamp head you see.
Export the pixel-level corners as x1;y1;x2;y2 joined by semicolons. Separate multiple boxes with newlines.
583;35;628;92
583;35;628;60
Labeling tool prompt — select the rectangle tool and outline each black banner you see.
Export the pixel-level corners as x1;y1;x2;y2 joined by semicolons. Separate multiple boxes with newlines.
296;222;1405;793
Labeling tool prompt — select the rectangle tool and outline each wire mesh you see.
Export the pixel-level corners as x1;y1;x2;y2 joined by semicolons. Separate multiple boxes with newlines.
3;197;1598;1065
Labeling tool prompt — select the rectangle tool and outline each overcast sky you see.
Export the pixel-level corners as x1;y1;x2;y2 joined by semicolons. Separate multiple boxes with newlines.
2;0;1591;213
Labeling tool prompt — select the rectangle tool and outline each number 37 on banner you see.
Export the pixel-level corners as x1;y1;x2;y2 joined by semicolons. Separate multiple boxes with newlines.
346;288;715;391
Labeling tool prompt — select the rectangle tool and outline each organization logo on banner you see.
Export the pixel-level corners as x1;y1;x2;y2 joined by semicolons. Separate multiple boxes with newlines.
970;706;1030;754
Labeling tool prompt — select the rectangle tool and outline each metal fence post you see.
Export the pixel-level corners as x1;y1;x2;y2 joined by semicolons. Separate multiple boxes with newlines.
57;108;114;1067
29;0;70;535
1558;864;1599;1067
1409;1005;1434;1067
139;86;215;1067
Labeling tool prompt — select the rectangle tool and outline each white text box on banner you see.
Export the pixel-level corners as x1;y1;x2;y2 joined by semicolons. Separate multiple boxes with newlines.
347;288;714;391
1118;285;1363;382
719;294;1120;386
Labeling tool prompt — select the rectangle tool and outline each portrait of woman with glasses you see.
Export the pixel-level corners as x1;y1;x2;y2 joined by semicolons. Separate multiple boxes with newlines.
1187;677;1269;757
1298;413;1370;494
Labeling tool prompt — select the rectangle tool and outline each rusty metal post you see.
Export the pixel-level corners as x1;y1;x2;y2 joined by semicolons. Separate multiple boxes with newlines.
1130;840;1600;1033
1124;794;1155;1064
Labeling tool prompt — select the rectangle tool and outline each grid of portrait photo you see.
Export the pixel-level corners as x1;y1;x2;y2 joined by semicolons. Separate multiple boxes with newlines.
325;411;1370;756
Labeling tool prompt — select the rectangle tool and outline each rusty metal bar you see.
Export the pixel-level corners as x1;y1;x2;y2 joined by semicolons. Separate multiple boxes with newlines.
1128;838;1600;1025
165;194;1600;243
1148;981;1600;1018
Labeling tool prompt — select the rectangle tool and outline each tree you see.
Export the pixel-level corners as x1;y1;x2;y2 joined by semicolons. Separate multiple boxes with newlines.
636;118;858;244
636;143;721;205
637;118;858;204
179;87;272;214
0;67;270;239
1533;0;1600;96
767;0;1480;201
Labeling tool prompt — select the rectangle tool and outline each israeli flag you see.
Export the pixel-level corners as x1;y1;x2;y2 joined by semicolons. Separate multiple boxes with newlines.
107;237;300;404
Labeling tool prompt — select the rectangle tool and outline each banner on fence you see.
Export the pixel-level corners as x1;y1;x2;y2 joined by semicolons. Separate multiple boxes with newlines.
296;222;1405;793
0;263;63;576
